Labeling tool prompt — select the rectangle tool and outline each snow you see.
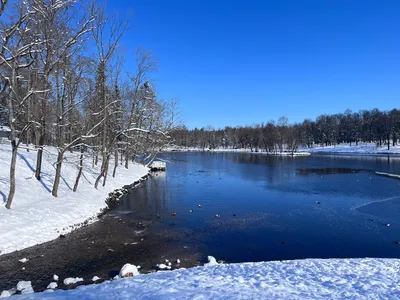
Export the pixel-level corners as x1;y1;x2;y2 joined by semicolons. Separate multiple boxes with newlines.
0;143;149;255
0;291;11;298
149;161;166;169
91;276;100;282
168;146;310;156
119;264;139;277
204;256;218;266
156;263;170;270
0;126;11;132
18;258;29;263
375;171;400;180
46;282;58;290
301;142;400;155
169;143;400;156
13;258;400;299
53;275;59;281
16;281;33;294
63;278;83;286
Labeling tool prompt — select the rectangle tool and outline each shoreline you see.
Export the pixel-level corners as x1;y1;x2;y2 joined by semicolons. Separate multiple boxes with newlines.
0;143;150;256
168;147;400;157
0;175;203;293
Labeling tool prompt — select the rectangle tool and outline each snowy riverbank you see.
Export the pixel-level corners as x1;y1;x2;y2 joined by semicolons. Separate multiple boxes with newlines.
0;142;149;255
167;146;310;156
302;142;400;155
11;257;400;299
169;143;400;156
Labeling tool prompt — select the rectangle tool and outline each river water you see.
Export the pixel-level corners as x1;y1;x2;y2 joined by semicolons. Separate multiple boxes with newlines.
2;152;400;292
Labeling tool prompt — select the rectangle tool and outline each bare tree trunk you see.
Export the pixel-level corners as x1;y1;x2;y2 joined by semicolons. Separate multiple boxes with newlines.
125;148;129;169
73;147;84;192
35;132;44;180
6;65;17;209
112;149;118;177
6;141;17;209
51;150;64;197
103;163;108;186
94;153;109;189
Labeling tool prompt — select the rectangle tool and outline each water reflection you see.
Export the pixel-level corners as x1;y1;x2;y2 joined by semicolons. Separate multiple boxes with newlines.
297;168;364;175
118;152;400;263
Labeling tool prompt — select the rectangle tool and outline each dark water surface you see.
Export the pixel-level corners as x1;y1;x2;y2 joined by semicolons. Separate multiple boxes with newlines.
2;152;400;293
119;152;400;263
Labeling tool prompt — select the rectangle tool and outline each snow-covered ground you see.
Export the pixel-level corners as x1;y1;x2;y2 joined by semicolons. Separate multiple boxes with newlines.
301;142;400;155
0;141;149;255
12;258;400;299
167;146;310;156
169;143;400;156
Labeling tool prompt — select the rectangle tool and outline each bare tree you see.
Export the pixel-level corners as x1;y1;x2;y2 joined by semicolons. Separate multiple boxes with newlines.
0;0;8;17
0;0;43;208
124;48;156;169
91;4;130;189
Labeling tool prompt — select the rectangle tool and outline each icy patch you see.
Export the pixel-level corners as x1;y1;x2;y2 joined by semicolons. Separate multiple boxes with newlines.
204;256;218;266
18;258;29;263
119;264;139;277
63;277;83;285
53;275;59;281
46;282;57;290
92;276;101;282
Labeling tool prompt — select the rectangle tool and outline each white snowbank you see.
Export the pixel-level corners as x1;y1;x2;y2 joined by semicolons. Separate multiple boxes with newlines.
169;143;400;156
204;256;218;266
91;276;100;282
63;278;83;286
0;143;149;255
119;264;140;277
16;281;33;294
301;142;400;155
168;146;310;156
14;258;400;299
0;290;11;298
46;282;57;290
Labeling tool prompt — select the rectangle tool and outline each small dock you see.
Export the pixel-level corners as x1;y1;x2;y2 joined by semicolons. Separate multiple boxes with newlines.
149;161;166;171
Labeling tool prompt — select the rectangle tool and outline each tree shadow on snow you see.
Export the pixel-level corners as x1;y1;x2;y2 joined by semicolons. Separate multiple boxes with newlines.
17;152;36;173
60;175;73;190
17;153;51;193
0;190;6;203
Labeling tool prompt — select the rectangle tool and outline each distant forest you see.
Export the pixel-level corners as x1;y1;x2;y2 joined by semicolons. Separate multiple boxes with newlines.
171;108;400;152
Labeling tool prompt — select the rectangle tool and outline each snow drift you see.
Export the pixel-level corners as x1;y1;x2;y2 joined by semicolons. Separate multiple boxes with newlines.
10;258;400;299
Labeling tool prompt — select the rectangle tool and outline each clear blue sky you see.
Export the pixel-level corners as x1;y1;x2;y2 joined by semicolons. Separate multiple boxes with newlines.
106;0;400;129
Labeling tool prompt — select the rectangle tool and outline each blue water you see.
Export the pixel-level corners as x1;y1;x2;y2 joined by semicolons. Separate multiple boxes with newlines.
118;152;400;263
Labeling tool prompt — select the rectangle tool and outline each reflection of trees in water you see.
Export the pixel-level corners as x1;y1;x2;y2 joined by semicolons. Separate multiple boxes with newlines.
222;153;298;185
118;175;169;218
297;168;364;176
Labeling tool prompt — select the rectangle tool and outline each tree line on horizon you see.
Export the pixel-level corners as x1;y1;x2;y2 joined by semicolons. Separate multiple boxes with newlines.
0;0;178;209
170;108;400;153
